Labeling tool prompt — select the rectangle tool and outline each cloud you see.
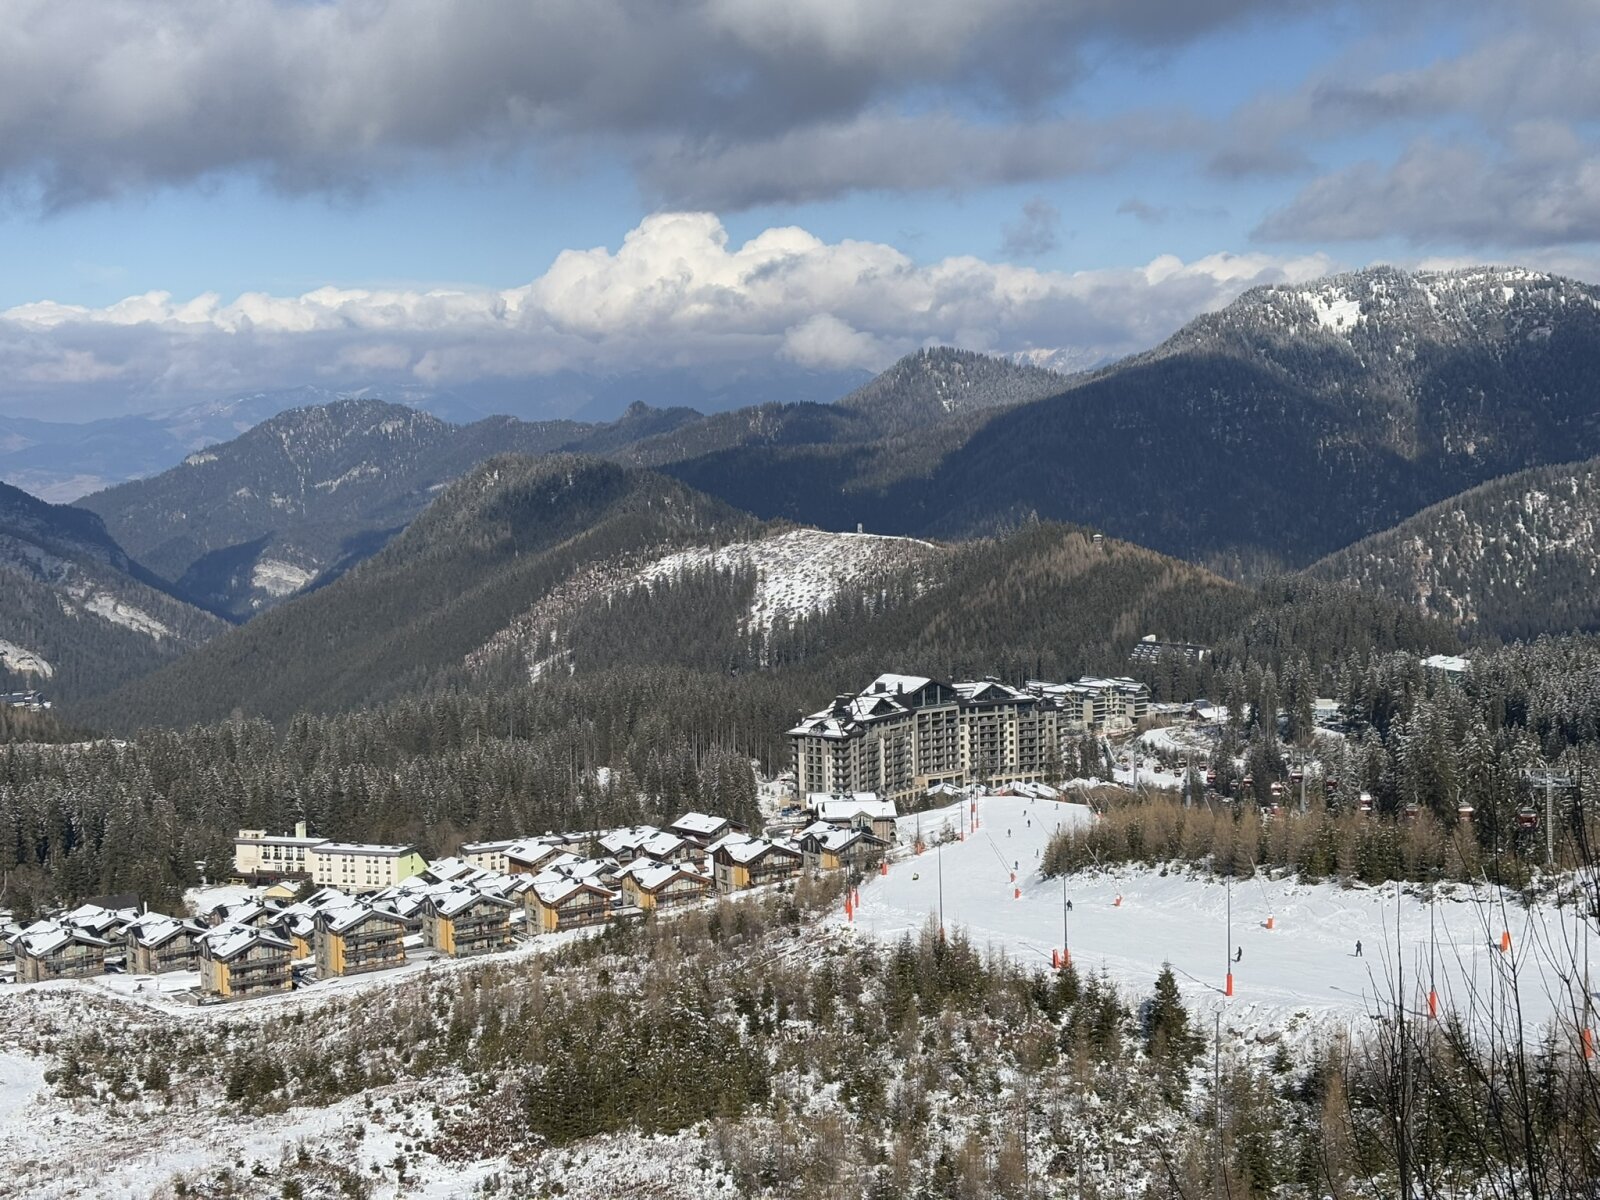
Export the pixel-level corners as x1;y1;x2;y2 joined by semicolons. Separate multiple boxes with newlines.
1002;199;1063;258
1254;133;1600;246
0;212;1338;417
0;0;1337;210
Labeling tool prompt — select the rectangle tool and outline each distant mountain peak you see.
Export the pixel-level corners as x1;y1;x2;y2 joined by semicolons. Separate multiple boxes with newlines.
837;346;1066;423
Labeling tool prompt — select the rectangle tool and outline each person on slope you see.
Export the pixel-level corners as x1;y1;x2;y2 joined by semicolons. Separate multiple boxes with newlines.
1355;940;1363;958
1234;946;1242;963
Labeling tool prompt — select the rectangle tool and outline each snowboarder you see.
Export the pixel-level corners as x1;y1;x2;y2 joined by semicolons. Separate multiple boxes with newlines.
1355;940;1363;958
1234;946;1242;963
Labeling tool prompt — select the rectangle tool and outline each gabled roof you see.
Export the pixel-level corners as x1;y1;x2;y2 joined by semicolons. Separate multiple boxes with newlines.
531;877;615;907
318;903;408;935
668;812;730;836
15;921;111;957
505;839;565;868
126;914;204;949
599;825;660;855
427;885;515;918
628;860;712;892
809;794;898;822
200;921;293;962
715;837;801;866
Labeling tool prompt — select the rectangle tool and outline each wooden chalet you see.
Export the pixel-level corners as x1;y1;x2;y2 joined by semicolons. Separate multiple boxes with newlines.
198;922;294;1000
124;914;206;974
504;839;567;875
313;904;408;977
12;922;110;983
620;860;713;912
710;838;803;893
668;812;747;847
797;825;888;872
528;878;617;933
422;887;516;957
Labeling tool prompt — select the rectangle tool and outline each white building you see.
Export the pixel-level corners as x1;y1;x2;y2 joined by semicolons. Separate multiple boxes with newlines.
304;843;427;893
233;822;323;880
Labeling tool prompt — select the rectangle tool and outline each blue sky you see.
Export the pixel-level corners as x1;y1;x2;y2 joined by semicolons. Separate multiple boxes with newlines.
0;0;1594;419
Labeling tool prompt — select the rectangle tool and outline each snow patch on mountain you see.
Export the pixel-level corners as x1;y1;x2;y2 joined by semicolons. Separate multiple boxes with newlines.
0;639;53;677
250;559;314;598
467;527;947;682
77;592;171;640
1301;289;1363;333
634;528;941;632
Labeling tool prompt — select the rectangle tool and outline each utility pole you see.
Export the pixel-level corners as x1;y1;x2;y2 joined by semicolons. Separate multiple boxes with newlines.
1062;870;1070;966
1521;767;1574;869
937;840;945;940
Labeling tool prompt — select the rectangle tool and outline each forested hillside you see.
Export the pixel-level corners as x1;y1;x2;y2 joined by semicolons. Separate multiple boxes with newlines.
78;455;768;729
77;399;704;618
1308;456;1600;639
0;480;226;701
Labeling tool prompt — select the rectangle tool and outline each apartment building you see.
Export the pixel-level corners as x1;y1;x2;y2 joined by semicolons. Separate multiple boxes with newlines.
233;823;323;881
306;843;427;893
1029;677;1150;731
788;674;1060;805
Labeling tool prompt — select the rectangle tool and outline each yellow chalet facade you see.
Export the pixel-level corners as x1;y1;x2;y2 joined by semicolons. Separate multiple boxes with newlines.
199;922;294;1000
528;878;616;933
313;904;408;977
619;860;713;912
711;837;803;893
422;886;515;958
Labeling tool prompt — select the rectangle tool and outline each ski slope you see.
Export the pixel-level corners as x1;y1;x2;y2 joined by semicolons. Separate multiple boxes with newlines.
843;796;1599;1044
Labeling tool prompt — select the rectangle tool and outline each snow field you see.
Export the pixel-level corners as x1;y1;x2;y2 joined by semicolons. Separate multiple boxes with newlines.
844;796;1599;1047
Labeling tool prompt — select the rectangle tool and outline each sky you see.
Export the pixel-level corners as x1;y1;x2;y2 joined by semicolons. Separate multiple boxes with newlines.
1;0;1597;420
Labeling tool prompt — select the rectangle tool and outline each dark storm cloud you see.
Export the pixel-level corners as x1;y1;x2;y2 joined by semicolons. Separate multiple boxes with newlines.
0;0;1344;210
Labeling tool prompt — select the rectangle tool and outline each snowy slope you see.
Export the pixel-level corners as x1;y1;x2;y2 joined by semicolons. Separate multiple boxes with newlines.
846;796;1597;1044
634;528;941;631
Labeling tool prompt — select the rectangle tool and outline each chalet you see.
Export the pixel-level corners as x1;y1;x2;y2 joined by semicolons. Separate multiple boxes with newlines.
313;904;408;977
668;812;746;846
711;838;803;893
636;831;695;864
422;886;515;957
12;921;110;983
806;794;899;843
202;900;277;929
619;860;714;912
528;878;617;934
796;825;888;872
504;838;567;875
198;922;294;1000
598;825;661;863
63;902;139;944
124;914;206;975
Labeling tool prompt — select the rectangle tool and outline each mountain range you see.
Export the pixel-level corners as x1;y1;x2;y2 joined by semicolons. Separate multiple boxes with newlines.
0;481;225;700
6;263;1600;724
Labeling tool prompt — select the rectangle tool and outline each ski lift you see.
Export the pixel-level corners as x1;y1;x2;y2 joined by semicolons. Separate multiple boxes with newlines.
1204;769;1216;787
1457;803;1475;823
1517;806;1540;831
1358;791;1374;814
1403;803;1420;823
1269;781;1285;798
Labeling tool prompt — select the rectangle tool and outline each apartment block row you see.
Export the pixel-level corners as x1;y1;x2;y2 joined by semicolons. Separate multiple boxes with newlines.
9;802;895;1001
788;672;1150;805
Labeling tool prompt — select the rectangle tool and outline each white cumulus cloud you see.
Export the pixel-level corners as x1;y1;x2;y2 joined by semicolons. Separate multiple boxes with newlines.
0;213;1337;417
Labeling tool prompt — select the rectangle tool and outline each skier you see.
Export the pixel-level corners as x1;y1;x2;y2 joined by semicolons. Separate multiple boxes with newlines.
1065;899;1073;911
1355;940;1363;958
1234;946;1242;963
